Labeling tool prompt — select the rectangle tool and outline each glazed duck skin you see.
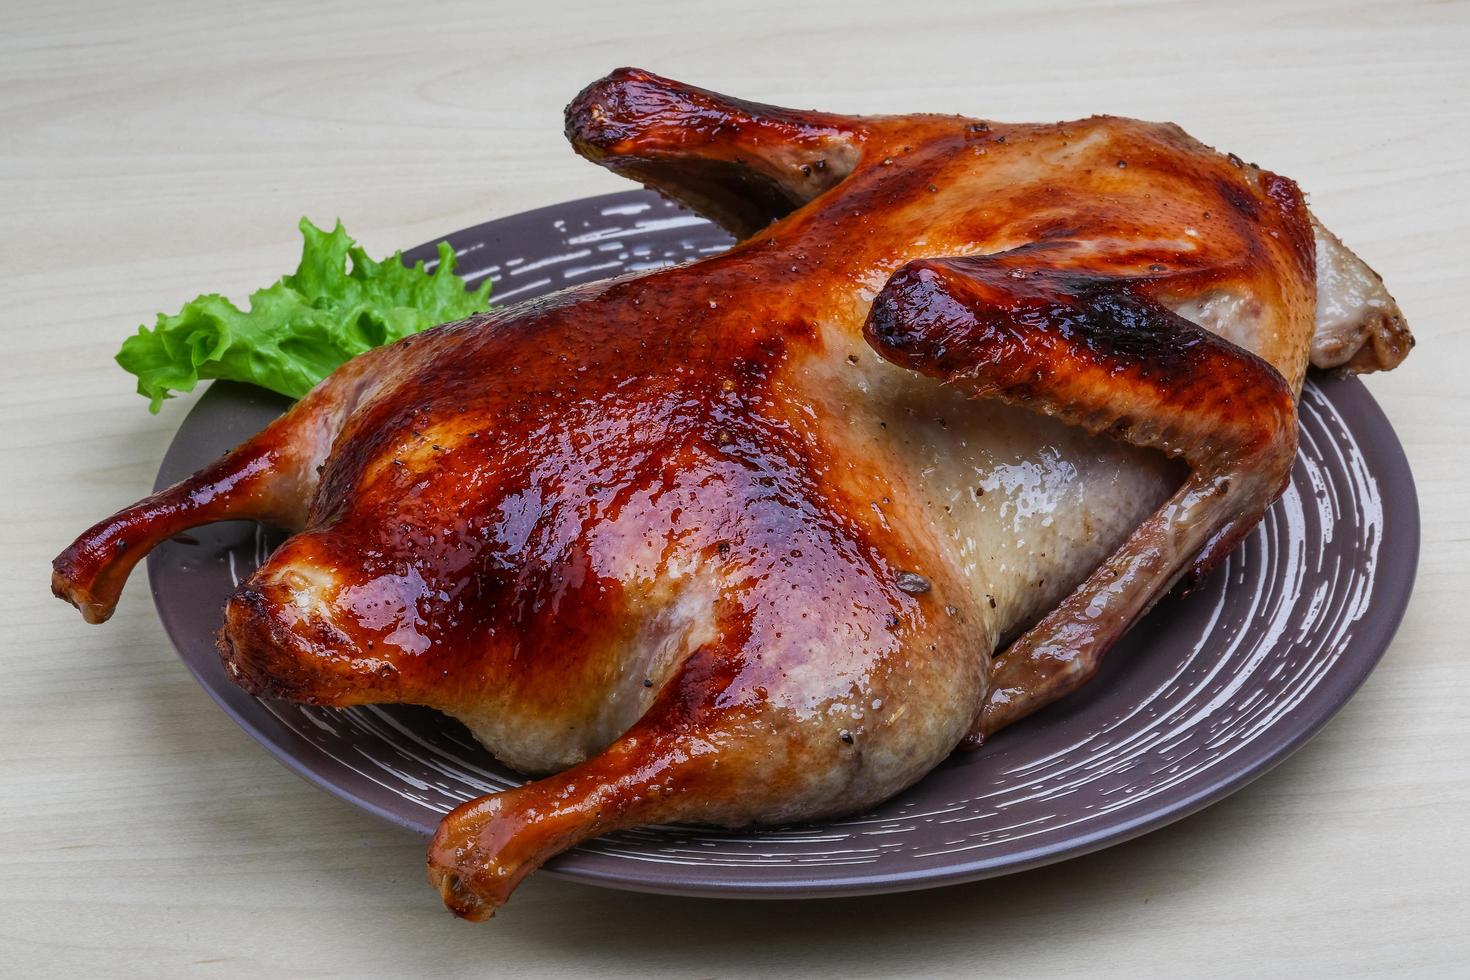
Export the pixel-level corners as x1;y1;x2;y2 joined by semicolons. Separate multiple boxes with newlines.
53;68;1412;919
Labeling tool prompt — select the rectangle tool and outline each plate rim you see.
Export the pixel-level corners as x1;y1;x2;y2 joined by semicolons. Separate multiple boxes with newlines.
145;190;1421;900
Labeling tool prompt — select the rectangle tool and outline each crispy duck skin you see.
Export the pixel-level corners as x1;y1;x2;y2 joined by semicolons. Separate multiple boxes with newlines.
53;68;1412;919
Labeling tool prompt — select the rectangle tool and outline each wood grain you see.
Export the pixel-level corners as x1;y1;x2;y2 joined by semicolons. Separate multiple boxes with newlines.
2;0;1466;976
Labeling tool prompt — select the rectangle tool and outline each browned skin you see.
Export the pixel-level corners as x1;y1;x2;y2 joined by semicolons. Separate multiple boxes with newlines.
52;68;1411;920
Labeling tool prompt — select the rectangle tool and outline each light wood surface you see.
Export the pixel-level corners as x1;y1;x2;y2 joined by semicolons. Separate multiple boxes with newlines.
5;1;1467;976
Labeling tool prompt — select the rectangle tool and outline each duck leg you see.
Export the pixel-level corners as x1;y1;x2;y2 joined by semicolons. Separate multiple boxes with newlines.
863;246;1299;740
52;353;380;623
426;641;789;921
425;676;728;922
427;552;984;919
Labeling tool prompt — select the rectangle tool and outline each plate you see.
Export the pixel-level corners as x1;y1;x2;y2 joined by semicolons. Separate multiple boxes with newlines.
145;189;1419;899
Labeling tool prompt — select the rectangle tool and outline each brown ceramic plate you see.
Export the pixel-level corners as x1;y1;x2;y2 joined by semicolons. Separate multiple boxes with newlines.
145;190;1418;899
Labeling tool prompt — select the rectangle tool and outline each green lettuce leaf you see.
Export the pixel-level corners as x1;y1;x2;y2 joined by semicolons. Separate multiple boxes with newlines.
117;218;492;411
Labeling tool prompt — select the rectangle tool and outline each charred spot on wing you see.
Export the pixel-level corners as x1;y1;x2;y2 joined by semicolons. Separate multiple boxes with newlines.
1040;286;1210;385
863;267;937;361
1214;175;1261;220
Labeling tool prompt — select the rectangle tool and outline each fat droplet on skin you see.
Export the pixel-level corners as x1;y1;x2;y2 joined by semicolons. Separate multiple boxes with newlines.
895;571;931;595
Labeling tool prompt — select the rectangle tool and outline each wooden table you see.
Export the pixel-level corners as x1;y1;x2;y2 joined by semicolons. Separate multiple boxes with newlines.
5;0;1466;975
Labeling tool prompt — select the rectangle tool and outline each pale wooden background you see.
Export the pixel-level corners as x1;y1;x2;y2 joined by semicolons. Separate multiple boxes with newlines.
3;0;1467;976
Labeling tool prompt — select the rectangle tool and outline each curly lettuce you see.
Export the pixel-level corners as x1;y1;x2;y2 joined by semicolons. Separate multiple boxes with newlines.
117;218;492;412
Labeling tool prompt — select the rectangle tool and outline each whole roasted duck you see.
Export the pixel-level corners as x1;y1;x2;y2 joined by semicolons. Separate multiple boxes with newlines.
53;69;1412;919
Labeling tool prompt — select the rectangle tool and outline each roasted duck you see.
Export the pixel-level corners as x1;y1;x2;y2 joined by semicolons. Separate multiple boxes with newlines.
53;69;1412;919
